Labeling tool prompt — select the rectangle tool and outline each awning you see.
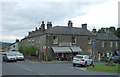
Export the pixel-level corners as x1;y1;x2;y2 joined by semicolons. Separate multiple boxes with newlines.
70;46;82;52
52;46;82;53
52;47;71;53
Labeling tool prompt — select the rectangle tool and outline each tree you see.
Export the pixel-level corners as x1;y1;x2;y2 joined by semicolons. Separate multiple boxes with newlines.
20;44;37;56
115;28;120;38
97;27;116;34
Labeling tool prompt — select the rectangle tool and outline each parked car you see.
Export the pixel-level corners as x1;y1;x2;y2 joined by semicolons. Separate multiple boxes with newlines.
72;55;94;67
3;52;17;62
15;53;24;61
107;56;120;63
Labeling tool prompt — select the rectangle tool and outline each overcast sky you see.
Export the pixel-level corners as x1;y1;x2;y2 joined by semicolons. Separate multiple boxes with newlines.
0;0;119;43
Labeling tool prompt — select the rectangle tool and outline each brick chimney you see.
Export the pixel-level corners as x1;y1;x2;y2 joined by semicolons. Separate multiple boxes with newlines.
68;20;73;27
82;23;87;29
41;21;45;32
47;22;52;29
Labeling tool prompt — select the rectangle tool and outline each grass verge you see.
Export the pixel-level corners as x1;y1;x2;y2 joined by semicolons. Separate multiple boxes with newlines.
87;63;120;72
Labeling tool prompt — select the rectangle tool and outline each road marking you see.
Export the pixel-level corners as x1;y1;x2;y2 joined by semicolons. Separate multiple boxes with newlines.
23;66;32;71
69;67;87;70
78;68;86;70
38;73;44;75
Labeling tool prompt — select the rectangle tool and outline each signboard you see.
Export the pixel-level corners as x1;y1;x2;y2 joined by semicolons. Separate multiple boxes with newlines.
92;41;95;46
59;42;72;47
43;46;46;50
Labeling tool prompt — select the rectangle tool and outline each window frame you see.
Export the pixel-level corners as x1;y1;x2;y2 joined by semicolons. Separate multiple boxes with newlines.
102;41;105;47
110;41;113;47
53;35;58;44
72;36;76;44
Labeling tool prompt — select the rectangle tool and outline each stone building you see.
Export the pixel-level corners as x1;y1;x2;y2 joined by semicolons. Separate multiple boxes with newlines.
92;29;120;61
20;21;95;60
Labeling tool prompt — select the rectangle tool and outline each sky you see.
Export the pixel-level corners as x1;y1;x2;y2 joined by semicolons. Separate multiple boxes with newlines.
0;0;119;43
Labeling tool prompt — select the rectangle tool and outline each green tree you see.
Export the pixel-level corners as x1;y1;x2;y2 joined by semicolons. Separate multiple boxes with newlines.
22;44;37;56
18;44;23;53
115;28;120;38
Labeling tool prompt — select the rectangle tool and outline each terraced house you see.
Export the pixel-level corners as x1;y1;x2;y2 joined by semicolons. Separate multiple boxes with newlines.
20;21;95;60
20;21;120;61
92;29;120;61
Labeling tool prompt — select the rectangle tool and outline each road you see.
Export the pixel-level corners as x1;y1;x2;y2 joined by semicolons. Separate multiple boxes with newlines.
2;60;119;75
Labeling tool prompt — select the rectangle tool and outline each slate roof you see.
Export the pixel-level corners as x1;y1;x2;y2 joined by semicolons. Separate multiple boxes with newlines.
26;31;44;38
44;26;95;35
95;33;120;41
25;26;95;38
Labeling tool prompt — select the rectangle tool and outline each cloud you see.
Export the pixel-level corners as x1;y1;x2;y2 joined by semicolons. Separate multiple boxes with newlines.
1;0;119;43
0;35;24;42
71;0;118;30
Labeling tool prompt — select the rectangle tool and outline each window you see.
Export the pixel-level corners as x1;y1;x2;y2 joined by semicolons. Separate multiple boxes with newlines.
53;36;58;44
110;41;113;47
13;45;15;48
72;37;76;44
88;38;91;44
102;41;105;47
115;41;118;48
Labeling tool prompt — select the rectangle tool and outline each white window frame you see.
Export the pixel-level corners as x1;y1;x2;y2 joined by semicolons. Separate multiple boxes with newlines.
88;39;92;44
102;41;105;47
110;41;113;47
53;36;58;44
115;41;118;48
72;37;76;44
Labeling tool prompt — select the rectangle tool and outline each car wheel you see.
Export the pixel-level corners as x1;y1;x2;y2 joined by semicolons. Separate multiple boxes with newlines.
90;61;93;66
73;64;76;67
84;62;87;67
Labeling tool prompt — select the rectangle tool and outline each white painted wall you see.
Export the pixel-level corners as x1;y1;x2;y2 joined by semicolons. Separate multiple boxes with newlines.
10;42;18;51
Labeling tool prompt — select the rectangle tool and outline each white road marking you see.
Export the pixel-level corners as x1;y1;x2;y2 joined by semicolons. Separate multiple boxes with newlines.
78;68;86;70
23;66;32;71
69;67;86;70
38;73;44;75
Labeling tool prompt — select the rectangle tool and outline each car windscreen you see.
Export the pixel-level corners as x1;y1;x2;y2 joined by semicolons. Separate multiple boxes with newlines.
6;53;15;56
74;56;83;59
16;54;23;56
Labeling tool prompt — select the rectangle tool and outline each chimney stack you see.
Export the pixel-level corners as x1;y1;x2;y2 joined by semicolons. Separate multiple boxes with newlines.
28;31;31;35
47;22;52;29
35;27;38;31
68;20;73;27
92;28;96;33
16;39;19;42
41;21;45;32
82;23;87;29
